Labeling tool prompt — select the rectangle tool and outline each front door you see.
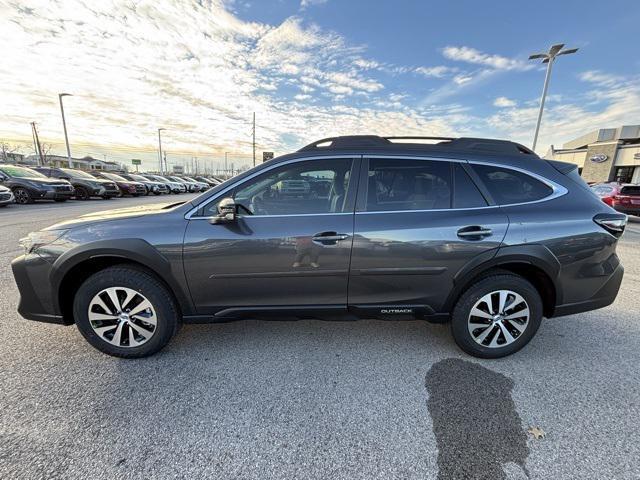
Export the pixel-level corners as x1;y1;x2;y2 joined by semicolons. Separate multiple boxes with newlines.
348;157;509;316
183;157;359;315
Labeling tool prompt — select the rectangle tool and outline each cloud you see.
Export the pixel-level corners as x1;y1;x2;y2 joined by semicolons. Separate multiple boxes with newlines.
494;96;517;108
442;46;531;71
415;66;455;78
579;70;624;88
300;0;328;9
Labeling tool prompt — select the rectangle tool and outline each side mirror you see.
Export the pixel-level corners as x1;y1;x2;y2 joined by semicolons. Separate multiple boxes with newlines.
210;197;237;224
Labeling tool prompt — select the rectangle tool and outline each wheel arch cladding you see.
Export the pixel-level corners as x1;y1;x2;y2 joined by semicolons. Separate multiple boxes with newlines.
444;245;560;318
52;239;193;324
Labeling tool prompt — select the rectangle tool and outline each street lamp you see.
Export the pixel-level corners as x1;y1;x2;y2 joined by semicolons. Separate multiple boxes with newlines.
157;128;166;174
529;43;578;151
58;93;73;166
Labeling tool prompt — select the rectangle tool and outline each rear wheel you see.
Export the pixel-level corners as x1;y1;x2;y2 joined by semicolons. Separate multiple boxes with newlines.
451;274;542;358
13;187;33;204
75;186;90;200
73;266;179;358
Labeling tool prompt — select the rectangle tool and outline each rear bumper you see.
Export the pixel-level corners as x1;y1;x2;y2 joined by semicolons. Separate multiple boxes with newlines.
613;205;640;216
552;263;624;317
11;254;69;325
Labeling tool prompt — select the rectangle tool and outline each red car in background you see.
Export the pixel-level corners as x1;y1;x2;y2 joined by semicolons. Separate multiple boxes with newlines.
591;183;640;216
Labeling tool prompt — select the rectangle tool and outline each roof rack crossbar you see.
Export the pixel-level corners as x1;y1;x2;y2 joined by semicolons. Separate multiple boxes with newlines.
385;136;455;142
297;135;537;156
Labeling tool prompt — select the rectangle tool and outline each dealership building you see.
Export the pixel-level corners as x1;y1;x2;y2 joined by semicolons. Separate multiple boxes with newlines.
546;125;640;184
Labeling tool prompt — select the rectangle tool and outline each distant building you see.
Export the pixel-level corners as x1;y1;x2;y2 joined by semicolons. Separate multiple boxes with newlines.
0;152;24;163
21;154;126;172
546;125;640;184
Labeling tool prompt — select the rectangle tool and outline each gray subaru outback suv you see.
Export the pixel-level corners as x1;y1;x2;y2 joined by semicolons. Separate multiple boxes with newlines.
12;136;626;358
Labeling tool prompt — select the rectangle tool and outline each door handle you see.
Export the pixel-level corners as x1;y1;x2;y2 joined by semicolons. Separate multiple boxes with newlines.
457;226;493;239
312;232;350;243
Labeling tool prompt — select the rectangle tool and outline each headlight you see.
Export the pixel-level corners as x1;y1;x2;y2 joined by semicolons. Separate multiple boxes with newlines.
19;229;69;254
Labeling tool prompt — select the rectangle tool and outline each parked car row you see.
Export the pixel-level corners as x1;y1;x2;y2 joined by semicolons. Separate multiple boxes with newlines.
591;182;640;217
0;164;224;206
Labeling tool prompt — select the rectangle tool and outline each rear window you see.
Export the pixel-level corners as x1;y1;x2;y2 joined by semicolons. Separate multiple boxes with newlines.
471;164;553;205
620;186;640;196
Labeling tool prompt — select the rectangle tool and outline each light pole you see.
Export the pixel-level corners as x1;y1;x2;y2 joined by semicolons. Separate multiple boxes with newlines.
529;43;578;151
157;128;166;174
58;93;73;165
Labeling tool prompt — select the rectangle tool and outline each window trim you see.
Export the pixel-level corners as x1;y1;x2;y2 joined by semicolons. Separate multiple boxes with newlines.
356;154;567;214
185;155;361;219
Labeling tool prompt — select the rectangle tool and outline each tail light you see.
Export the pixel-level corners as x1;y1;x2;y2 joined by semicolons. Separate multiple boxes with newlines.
594;213;627;237
613;195;631;206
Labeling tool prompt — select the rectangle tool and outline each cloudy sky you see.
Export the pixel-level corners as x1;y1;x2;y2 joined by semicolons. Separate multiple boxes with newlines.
1;0;639;171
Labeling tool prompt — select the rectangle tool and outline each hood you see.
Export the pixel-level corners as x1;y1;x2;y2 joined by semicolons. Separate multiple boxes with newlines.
44;202;182;230
95;178;116;185
21;176;71;185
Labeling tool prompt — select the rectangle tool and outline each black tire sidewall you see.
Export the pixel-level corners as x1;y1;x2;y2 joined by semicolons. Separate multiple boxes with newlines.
73;266;179;358
76;186;89;200
13;187;32;204
451;275;543;359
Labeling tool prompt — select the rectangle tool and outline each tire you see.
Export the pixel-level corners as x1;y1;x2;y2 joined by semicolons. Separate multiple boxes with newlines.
13;187;33;204
73;266;180;358
451;274;543;359
102;195;112;200
75;186;90;200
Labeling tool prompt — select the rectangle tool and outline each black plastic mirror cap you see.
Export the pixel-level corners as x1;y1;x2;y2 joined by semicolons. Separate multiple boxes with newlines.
593;213;627;237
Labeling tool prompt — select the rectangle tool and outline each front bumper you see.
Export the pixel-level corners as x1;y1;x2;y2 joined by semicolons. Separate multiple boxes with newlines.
36;189;74;200
11;253;69;325
553;263;624;317
0;191;14;205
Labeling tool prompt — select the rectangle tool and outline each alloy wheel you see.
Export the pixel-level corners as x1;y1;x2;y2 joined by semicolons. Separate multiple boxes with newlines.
467;290;530;348
88;287;157;347
14;188;30;204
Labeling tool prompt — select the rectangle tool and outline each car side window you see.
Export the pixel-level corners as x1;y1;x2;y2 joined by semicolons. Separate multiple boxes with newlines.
203;158;353;217
365;158;451;211
471;164;553;205
453;164;487;208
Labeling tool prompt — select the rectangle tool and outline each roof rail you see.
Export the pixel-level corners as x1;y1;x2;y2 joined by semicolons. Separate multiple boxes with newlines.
298;135;537;156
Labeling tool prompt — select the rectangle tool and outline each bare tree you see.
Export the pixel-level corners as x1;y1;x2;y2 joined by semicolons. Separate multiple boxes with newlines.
0;141;21;162
40;143;54;165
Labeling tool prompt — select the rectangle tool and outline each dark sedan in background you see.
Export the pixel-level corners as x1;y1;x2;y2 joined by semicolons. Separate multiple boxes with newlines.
93;171;146;197
120;173;169;195
0;165;74;204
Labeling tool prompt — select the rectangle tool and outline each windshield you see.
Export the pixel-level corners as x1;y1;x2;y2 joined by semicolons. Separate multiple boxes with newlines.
148;175;169;183
61;168;97;179
0;165;47;178
128;174;149;182
101;172;127;182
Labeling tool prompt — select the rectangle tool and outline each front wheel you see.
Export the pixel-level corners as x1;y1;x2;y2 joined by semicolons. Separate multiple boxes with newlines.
73;266;180;358
451;274;542;359
13;187;33;204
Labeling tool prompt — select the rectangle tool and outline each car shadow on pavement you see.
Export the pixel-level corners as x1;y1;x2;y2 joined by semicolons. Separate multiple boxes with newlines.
425;358;529;480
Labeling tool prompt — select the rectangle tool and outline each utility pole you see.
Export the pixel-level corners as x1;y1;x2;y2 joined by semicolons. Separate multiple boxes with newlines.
30;122;39;160
157;128;166;173
58;93;73;165
31;121;44;165
252;112;256;167
224;152;228;177
528;43;578;151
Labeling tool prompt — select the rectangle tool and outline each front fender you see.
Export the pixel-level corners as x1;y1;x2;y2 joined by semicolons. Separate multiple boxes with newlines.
49;238;194;317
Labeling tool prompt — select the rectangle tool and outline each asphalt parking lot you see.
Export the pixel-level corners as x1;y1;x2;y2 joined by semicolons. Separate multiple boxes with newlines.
0;197;639;480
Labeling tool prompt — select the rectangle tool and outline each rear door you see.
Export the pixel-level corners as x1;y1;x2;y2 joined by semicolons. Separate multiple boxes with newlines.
348;156;509;316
